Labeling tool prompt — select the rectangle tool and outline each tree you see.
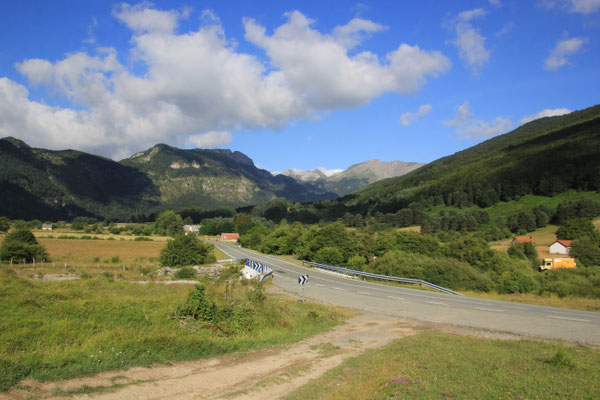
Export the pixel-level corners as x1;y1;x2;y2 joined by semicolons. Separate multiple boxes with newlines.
160;234;216;267
154;210;184;236
0;228;48;263
0;217;10;233
556;218;598;242
570;238;600;267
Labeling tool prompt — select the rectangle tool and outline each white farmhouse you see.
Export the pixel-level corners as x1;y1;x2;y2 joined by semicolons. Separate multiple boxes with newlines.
549;239;572;255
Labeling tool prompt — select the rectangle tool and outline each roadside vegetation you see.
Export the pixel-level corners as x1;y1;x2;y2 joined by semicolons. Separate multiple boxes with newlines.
0;267;350;391
284;332;600;400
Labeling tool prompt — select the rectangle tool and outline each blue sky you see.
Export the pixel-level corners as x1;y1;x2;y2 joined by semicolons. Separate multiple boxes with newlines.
0;1;599;174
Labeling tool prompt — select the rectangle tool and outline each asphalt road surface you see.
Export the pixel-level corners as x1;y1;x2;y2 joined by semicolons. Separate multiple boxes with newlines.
211;241;600;346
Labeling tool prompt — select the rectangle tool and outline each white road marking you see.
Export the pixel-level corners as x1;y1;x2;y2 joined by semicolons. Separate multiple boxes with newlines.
546;315;591;323
474;307;504;312
387;296;405;301
425;301;446;306
356;291;370;295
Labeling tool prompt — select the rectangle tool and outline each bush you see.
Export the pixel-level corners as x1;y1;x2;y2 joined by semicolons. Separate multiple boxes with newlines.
315;247;344;265
160;234;216;267
499;269;538;294
175;285;216;323
0;228;48;263
570;238;600;267
369;251;493;292
175;267;197;279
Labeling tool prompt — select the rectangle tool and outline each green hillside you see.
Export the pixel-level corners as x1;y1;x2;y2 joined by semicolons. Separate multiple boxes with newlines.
343;105;600;214
0;139;336;220
0;137;158;221
120;144;337;210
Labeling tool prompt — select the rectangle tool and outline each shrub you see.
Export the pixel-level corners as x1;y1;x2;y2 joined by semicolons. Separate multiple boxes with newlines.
315;247;344;265
160;234;216;267
570;238;600;267
0;228;48;263
347;255;367;270
369;251;493;292
175;267;197;279
499;269;538;294
175;285;216;323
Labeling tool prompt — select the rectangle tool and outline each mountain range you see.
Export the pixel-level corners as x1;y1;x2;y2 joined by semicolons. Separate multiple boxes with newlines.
279;159;423;197
0;138;415;220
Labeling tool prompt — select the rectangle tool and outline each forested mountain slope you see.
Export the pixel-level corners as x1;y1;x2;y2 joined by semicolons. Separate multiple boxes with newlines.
342;105;600;214
0;137;158;220
0;139;336;220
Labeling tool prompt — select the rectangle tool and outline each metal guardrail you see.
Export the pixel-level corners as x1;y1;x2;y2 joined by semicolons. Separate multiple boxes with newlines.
302;261;463;296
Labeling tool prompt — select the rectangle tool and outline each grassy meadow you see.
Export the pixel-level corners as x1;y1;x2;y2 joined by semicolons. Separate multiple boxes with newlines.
0;267;351;391
285;332;600;400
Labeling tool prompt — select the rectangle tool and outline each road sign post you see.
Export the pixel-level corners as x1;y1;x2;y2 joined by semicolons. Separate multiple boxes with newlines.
298;274;309;304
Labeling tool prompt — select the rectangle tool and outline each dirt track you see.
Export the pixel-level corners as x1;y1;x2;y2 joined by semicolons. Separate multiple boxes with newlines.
3;314;425;400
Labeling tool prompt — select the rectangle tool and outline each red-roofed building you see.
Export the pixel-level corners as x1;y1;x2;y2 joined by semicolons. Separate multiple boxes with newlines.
220;233;239;242
549;239;573;255
512;236;535;244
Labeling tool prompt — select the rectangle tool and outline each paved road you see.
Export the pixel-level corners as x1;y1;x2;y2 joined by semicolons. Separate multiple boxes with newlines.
211;241;600;346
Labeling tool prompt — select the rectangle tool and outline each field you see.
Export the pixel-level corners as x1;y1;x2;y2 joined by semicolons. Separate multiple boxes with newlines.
285;332;600;400
0;268;351;392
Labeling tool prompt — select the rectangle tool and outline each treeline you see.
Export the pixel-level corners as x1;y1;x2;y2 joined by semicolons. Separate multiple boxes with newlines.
237;222;600;298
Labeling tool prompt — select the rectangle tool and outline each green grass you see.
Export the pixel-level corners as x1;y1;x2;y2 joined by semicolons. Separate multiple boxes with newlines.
0;267;350;391
284;332;600;400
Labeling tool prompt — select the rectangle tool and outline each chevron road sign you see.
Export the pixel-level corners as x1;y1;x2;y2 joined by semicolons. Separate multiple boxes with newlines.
298;274;309;304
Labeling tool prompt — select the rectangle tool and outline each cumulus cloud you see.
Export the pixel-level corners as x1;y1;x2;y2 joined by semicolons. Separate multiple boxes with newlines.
244;11;450;108
400;104;432;126
2;4;450;159
519;108;571;124
544;36;587;70
448;9;490;75
444;101;512;139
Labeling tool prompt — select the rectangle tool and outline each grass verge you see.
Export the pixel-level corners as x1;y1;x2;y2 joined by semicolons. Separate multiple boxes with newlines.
284;332;600;400
0;267;351;391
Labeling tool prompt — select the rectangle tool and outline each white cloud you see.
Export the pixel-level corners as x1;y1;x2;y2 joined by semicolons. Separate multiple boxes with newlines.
444;101;512;139
519;108;571;124
400;104;432;126
2;5;450;159
186;131;232;147
244;11;450;109
449;9;490;75
496;21;515;37
544;37;587;70
543;0;600;13
489;0;503;7
570;0;600;13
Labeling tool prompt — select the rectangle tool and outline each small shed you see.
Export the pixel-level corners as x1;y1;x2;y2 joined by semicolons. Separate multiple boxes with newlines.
512;236;535;244
42;223;53;231
220;233;240;241
549;239;573;255
183;225;200;234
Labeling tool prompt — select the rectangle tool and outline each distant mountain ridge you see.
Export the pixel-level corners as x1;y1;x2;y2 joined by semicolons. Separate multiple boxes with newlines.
0;139;336;220
280;159;424;196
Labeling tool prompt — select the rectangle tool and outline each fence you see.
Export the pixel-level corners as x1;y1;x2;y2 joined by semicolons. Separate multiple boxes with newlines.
302;261;463;296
